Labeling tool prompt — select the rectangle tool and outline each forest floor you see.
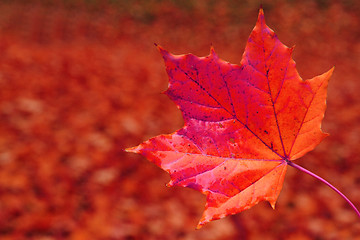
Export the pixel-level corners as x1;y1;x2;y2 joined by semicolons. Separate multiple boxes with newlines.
0;0;360;239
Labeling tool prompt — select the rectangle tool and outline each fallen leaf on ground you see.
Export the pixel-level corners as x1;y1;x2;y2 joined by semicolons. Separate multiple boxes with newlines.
127;9;333;228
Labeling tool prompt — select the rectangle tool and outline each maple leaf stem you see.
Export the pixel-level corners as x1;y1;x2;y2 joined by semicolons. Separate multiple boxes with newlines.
287;161;360;219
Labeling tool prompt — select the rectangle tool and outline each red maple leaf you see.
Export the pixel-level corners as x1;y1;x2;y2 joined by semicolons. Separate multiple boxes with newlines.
126;9;359;228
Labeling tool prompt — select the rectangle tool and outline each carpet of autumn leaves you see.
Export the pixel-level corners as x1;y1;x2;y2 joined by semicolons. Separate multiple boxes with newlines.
0;0;360;239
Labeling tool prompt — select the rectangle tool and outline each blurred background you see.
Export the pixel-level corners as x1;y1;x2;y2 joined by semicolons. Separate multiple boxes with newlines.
0;0;359;239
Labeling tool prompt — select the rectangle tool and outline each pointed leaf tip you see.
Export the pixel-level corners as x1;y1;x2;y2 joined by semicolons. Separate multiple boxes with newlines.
257;7;265;25
154;43;166;53
155;45;171;59
259;6;264;14
269;200;276;209
196;224;203;230
290;45;296;53
317;66;334;84
155;44;163;51
258;7;264;18
321;67;334;84
124;146;139;153
210;46;217;58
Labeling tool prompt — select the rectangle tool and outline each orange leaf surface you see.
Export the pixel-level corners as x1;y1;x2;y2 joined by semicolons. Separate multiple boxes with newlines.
126;9;333;228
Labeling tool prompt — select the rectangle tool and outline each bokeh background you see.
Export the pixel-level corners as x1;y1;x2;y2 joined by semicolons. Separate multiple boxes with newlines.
0;0;359;239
